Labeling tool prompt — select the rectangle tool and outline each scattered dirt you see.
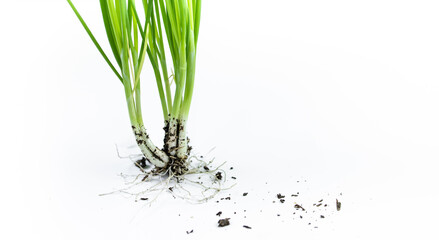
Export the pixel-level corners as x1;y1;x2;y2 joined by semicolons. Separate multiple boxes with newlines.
218;218;230;227
336;199;341;211
294;204;306;211
208;184;341;232
127;159;343;234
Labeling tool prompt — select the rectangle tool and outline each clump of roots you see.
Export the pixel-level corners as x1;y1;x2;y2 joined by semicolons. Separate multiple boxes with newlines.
104;147;234;204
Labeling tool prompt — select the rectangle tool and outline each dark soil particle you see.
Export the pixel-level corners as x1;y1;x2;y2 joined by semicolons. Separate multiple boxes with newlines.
294;204;306;211
232;176;236;179
243;225;252;229
320;215;325;218
291;194;298;197
316;203;322;207
243;192;248;196
230;167;233;170
218;218;230;227
215;172;223;180
186;230;193;234
140;198;148;201
225;197;231;200
336;199;341;211
216;211;222;217
135;158;147;169
204;166;210;171
277;194;285;199
280;199;285;203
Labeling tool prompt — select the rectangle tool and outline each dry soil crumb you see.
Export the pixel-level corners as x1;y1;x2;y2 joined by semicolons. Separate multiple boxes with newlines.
218;218;230;227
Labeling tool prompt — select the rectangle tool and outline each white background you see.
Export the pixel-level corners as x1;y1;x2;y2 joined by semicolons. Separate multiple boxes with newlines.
1;0;438;239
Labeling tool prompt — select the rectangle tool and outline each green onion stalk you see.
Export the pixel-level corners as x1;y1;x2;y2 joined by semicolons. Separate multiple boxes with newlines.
67;0;201;175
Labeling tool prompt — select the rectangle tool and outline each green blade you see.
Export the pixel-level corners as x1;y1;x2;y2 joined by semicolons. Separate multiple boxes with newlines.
194;0;201;46
133;0;154;91
130;0;145;37
100;0;122;69
67;0;123;83
158;0;176;62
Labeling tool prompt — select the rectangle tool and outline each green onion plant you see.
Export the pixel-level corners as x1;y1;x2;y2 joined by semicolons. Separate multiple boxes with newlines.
67;0;202;175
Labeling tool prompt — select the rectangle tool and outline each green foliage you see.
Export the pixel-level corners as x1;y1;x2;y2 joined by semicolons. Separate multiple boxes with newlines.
67;0;202;122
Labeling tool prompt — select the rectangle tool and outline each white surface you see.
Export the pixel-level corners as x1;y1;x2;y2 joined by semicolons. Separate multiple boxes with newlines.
1;0;438;239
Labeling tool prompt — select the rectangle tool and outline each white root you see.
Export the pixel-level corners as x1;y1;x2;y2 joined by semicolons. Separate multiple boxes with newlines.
100;152;233;204
166;117;178;156
177;119;188;159
139;126;169;164
133;126;168;168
